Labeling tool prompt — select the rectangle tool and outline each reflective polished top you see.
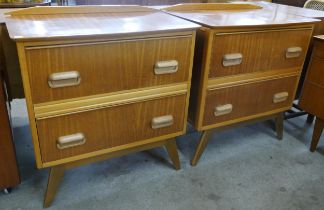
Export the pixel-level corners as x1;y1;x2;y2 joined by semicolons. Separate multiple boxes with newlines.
5;6;200;41
163;3;320;28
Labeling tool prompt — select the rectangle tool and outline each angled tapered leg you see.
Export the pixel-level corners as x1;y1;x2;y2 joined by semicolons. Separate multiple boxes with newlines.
307;114;315;124
165;139;181;170
191;130;213;166
275;113;284;140
44;166;65;208
310;118;324;152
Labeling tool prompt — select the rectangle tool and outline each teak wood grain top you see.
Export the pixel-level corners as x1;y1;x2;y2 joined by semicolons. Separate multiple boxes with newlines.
4;6;199;41
253;1;324;19
163;3;319;28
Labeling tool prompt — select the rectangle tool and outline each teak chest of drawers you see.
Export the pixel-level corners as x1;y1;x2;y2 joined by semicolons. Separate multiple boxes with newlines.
300;36;324;152
163;3;317;166
5;6;199;207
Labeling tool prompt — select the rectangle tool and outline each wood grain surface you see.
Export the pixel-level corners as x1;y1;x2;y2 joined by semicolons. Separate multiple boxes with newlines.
300;39;324;119
75;0;207;5
163;3;319;28
5;6;199;41
203;75;298;127
209;28;312;78
37;95;187;163
26;35;193;103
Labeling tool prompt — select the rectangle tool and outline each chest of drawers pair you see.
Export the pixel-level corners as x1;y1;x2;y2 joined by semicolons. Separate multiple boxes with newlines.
4;3;317;207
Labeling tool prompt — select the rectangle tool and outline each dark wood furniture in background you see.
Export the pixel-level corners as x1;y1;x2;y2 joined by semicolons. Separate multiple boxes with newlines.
272;0;307;7
75;0;207;5
0;69;20;194
300;36;324;152
0;0;51;8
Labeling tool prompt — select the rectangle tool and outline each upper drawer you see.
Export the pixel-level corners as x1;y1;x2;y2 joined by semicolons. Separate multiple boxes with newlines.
305;57;324;87
313;39;324;59
26;36;193;104
203;76;298;127
36;95;187;163
209;29;312;78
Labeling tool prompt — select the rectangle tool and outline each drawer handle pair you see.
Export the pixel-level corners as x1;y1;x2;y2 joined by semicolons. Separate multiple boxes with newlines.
154;60;178;75
48;71;81;88
151;115;174;129
223;53;243;67
273;92;289;103
57;133;86;150
286;47;302;59
214;104;233;117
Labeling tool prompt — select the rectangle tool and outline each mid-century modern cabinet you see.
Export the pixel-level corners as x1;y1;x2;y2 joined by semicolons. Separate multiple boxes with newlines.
5;6;199;207
300;36;324;152
163;3;317;166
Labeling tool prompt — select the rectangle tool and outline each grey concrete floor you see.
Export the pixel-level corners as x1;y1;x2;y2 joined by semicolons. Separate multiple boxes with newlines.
1;99;324;210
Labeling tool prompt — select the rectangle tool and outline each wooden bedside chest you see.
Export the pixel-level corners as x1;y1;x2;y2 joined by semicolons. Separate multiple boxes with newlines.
163;3;317;166
300;36;324;152
0;69;20;194
5;6;199;207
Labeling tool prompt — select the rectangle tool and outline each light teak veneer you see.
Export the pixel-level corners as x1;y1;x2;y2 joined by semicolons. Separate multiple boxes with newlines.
5;6;199;207
163;3;317;166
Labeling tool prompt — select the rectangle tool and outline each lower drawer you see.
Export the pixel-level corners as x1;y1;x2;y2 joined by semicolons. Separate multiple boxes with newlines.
36;95;187;163
202;76;298;127
304;57;324;87
300;83;324;119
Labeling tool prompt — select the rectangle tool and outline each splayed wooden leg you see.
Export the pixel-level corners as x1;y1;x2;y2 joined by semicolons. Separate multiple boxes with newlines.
310;118;324;152
44;166;65;208
275;113;284;140
191;130;213;166
165;139;181;170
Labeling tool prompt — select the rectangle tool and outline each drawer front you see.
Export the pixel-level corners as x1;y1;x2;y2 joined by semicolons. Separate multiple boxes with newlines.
203;76;298;127
300;83;324;119
313;39;324;59
305;57;324;87
209;29;311;78
36;95;186;163
26;36;193;103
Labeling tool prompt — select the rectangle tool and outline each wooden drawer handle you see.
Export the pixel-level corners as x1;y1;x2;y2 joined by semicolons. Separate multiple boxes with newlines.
48;71;81;88
223;53;243;67
214;104;233;117
57;133;86;149
151;115;174;129
286;47;302;58
273;92;289;103
154;60;178;75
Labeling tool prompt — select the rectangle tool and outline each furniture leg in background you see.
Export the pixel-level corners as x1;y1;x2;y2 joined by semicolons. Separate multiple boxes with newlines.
310;118;324;152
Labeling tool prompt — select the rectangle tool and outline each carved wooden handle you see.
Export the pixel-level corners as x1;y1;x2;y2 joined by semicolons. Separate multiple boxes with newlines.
151;115;174;129
48;71;81;88
286;47;302;58
154;60;178;75
57;133;86;149
223;53;243;67
214;104;233;117
273;92;289;103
